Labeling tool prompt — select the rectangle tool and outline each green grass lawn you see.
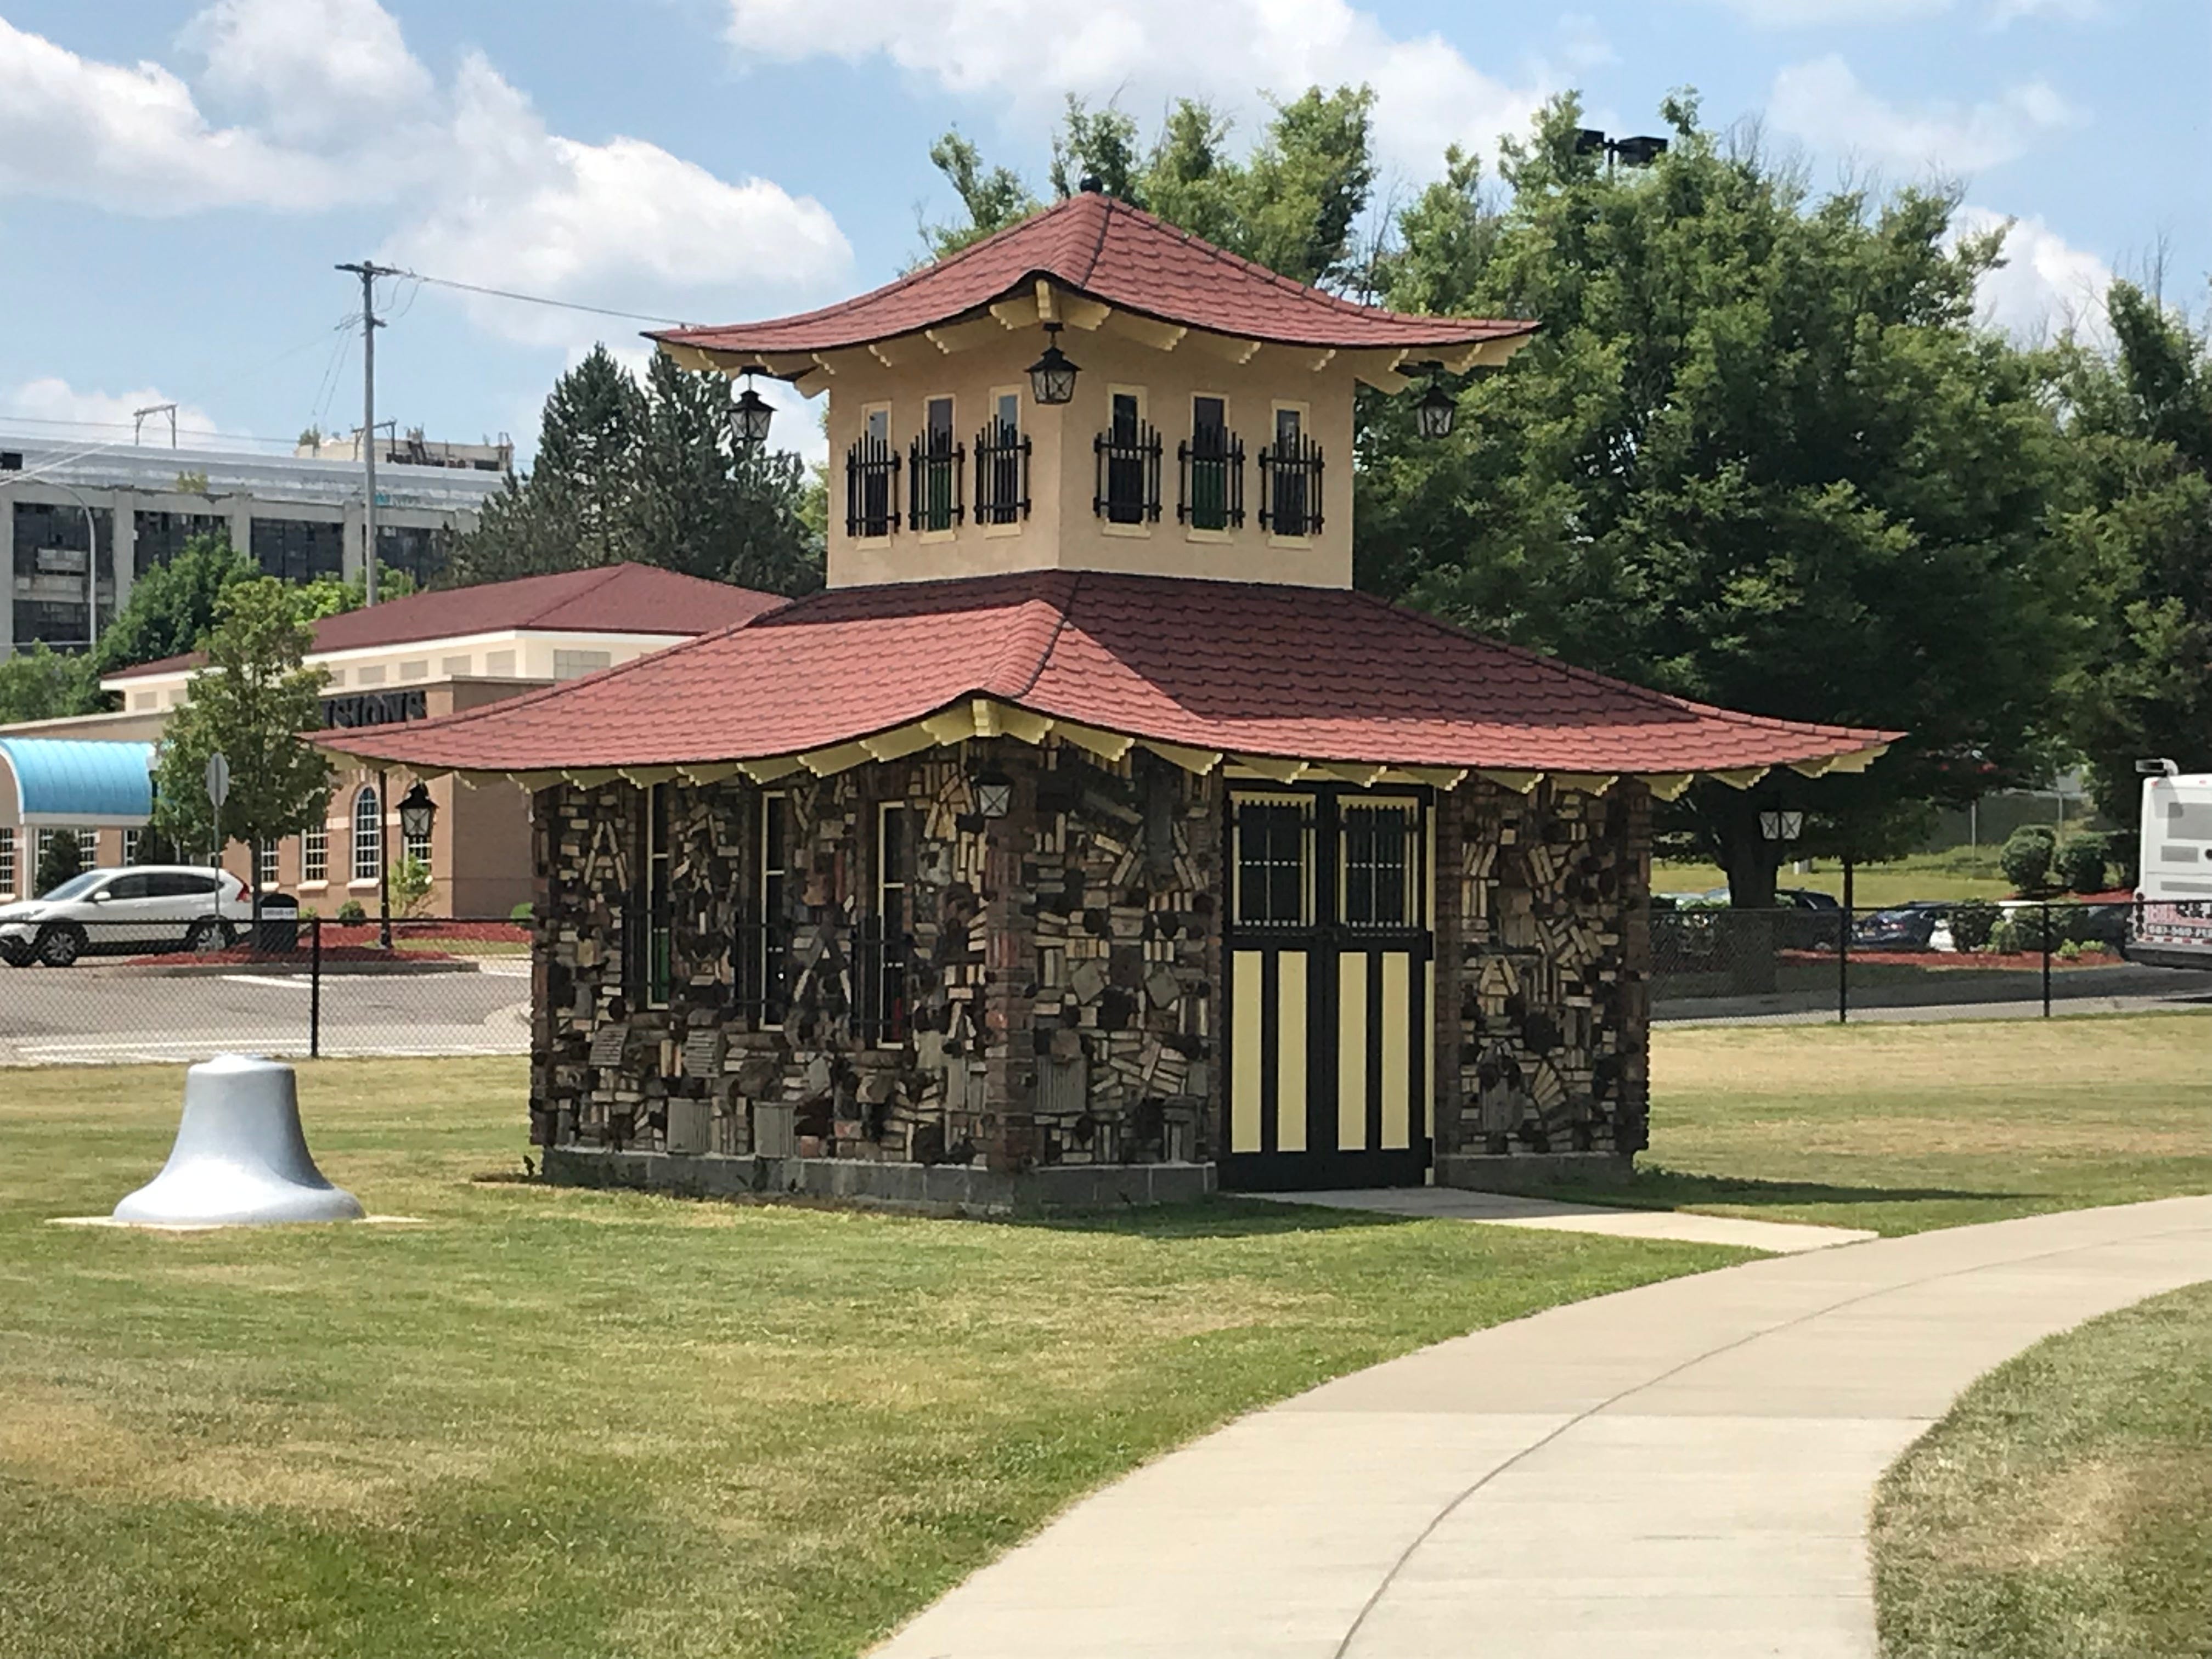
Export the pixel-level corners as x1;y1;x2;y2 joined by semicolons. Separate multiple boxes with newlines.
0;1059;1738;1659
1872;1282;2212;1658
1555;1014;2212;1235
1656;846;2017;906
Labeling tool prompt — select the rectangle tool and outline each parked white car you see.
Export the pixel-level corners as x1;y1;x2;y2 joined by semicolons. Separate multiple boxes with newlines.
0;866;253;967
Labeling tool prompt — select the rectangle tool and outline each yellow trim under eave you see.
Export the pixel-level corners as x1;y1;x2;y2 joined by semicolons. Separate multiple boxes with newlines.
1640;773;1695;801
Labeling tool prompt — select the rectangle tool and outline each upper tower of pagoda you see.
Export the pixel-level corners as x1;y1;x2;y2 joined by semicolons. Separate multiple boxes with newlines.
653;188;1536;591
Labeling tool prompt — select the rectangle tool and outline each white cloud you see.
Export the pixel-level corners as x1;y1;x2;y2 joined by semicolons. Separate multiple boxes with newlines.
0;16;338;213
1954;206;2112;345
723;0;1555;176
1769;55;2081;176
184;0;434;142
0;7;853;352
0;378;240;447
382;55;850;348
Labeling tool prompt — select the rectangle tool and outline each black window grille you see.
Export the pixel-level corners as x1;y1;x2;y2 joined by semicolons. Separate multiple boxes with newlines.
739;793;790;1025
844;431;901;537
1259;431;1325;537
1094;395;1163;524
1342;804;1417;929
909;411;964;533
853;912;910;1045
1234;802;1310;928
1178;409;1245;531
974;419;1031;524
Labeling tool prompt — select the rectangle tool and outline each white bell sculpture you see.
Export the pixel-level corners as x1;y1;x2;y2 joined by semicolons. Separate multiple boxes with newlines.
113;1053;364;1226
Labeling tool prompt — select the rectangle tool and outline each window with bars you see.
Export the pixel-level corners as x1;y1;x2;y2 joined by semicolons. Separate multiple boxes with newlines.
122;829;140;866
303;822;328;883
1178;395;1245;531
1341;802;1421;930
1094;391;1162;525
352;785;381;882
855;802;911;1045
77;827;98;866
633;783;673;1011
403;827;432;872
1259;405;1325;537
1233;799;1312;928
740;791;789;1026
258;842;280;889
974;391;1029;525
0;827;13;899
909;396;964;533
844;405;900;537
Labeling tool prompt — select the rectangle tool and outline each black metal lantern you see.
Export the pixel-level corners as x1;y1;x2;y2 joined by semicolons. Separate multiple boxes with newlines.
397;780;437;842
1027;323;1079;406
1414;376;1457;440
732;377;774;448
972;769;1013;819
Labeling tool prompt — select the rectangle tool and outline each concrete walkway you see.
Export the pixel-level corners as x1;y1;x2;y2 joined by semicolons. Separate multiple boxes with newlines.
1249;1187;1877;1254
873;1195;2212;1659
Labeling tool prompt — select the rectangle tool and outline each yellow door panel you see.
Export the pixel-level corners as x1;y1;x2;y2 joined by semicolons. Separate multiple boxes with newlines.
1337;952;1368;1153
1276;951;1308;1152
1231;950;1264;1154
1380;951;1412;1150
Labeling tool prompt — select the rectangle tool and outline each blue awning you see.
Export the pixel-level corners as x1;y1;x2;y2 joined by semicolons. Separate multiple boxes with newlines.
0;737;156;827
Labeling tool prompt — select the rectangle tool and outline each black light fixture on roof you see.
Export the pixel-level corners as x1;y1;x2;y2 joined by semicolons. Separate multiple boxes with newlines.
397;780;437;843
1028;322;1080;406
1575;129;1670;171
1414;364;1457;440
732;374;775;448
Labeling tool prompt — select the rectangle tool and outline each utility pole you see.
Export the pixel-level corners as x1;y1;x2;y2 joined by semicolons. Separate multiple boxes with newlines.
336;261;400;607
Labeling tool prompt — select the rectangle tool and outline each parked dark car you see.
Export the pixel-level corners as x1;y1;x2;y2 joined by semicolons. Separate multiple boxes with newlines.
1852;901;1950;952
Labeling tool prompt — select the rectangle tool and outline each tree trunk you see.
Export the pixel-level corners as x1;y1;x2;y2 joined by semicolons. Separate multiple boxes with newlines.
1716;795;1782;995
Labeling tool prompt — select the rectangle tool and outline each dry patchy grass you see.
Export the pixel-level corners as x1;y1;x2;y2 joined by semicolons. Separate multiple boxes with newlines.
1874;1282;2212;1658
0;1058;1737;1659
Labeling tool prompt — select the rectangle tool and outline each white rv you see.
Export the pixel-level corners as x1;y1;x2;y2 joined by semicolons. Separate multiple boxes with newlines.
2128;763;2212;969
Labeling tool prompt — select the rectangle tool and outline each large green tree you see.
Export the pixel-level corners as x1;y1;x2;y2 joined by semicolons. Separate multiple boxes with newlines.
923;87;1379;289
2055;281;2212;827
448;347;824;595
150;578;332;922
1360;95;2083;902
92;533;257;675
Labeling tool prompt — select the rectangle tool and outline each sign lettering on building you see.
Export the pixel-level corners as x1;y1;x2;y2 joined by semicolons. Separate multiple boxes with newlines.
320;690;427;729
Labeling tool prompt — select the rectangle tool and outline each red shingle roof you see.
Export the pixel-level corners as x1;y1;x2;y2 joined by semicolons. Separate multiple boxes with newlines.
315;571;1895;780
107;564;786;681
654;191;1536;359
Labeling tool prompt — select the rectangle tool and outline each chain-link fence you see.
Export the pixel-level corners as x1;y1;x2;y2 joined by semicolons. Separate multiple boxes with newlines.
0;916;531;1065
1653;898;2212;1025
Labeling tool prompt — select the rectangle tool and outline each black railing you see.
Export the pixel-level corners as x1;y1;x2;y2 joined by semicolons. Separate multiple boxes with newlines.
843;433;901;538
1094;420;1164;524
908;430;965;533
734;912;789;1027
1178;422;1246;531
851;915;910;1046
974;422;1031;524
1259;433;1325;536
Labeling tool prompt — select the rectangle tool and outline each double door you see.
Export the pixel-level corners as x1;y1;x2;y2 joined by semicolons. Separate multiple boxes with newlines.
1221;787;1433;1191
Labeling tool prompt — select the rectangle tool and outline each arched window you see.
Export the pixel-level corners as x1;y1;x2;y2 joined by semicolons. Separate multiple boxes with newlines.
352;785;381;883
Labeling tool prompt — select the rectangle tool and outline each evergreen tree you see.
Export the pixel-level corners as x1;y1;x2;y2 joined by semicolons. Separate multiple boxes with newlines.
34;827;83;898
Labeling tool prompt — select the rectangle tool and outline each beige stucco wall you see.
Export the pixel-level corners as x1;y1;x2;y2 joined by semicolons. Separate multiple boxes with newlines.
823;330;1358;590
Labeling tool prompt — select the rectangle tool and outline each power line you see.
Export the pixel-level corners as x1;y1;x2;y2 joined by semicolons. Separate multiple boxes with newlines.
394;268;692;328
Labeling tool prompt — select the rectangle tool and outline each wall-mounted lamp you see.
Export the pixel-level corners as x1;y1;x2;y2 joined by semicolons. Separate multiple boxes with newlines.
397;780;438;842
1028;323;1080;406
972;769;1014;819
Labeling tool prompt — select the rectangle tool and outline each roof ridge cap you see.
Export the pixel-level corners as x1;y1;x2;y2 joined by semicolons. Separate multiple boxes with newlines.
989;572;1079;701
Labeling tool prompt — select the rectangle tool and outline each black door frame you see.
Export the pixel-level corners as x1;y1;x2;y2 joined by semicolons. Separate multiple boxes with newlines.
1218;781;1433;1191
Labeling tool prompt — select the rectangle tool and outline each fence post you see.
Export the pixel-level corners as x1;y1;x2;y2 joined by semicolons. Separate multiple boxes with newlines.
2041;901;2052;1019
309;914;322;1059
1838;859;1854;1026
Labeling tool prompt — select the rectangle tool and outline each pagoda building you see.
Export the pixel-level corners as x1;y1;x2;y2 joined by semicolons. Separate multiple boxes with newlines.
323;188;1892;1207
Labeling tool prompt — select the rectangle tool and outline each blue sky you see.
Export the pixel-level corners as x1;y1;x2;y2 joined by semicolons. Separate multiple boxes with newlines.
1;0;2201;468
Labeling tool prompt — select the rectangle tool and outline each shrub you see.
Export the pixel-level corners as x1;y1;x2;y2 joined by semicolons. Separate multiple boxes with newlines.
1950;900;2000;952
35;829;84;898
336;899;366;924
2000;825;2057;894
390;854;433;918
509;901;534;922
2054;834;2108;895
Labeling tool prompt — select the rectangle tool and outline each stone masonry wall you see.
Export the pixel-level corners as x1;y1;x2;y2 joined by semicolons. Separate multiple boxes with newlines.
1434;778;1652;1160
530;737;1221;1177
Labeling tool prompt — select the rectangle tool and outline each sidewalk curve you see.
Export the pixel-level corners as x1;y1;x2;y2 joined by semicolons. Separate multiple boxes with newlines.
872;1195;2212;1659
